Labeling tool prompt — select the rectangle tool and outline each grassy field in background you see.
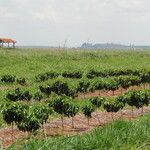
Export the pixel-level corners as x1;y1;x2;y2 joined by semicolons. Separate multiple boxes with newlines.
0;48;149;100
0;48;149;94
8;114;150;150
0;48;150;80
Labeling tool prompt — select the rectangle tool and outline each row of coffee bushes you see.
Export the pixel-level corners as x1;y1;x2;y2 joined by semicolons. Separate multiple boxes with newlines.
3;74;150;103
1;75;26;85
35;69;150;82
2;89;150;141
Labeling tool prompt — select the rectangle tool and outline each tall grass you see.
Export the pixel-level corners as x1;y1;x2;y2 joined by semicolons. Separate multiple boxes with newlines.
0;48;150;80
8;115;150;150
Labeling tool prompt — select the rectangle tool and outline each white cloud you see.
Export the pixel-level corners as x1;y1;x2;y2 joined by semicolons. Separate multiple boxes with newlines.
0;0;150;46
0;7;15;18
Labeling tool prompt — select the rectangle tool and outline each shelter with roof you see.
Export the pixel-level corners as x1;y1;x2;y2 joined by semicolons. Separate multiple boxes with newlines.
0;38;17;48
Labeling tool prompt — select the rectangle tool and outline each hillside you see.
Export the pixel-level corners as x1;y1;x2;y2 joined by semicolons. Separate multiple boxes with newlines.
80;43;150;50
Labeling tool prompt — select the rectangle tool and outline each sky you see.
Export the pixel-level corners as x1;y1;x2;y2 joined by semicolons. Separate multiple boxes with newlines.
0;0;150;47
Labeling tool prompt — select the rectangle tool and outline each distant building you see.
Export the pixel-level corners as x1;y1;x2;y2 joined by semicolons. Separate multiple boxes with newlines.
0;38;17;48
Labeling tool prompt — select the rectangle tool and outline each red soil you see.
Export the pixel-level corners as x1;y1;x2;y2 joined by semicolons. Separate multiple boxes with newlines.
0;106;150;148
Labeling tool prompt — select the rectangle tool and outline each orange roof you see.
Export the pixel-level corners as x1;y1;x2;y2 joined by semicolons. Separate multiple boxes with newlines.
0;38;17;43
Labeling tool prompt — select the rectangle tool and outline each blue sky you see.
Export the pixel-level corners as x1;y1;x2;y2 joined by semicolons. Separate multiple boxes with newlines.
0;0;150;46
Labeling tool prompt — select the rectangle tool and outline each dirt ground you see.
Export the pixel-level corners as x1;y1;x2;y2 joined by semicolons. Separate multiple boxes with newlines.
0;106;150;148
78;85;149;99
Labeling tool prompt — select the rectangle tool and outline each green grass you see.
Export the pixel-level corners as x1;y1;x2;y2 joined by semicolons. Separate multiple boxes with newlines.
0;48;150;91
0;48;149;94
0;48;150;149
8;114;150;150
0;48;150;80
0;48;150;127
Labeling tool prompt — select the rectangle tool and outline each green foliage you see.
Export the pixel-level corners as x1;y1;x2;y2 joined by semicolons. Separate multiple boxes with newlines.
82;104;94;118
88;79;105;92
33;91;43;101
62;71;82;79
51;95;72;115
115;75;141;89
16;78;26;86
103;98;124;112
6;88;32;101
140;71;150;83
39;85;52;97
17;114;40;133
17;104;53;133
64;103;79;118
89;97;104;108
125;90;150;108
105;79;119;91
86;69;104;79
35;72;59;82
77;79;90;93
51;80;70;95
2;102;28;125
51;80;76;97
116;94;127;107
31;104;52;125
1;75;16;83
129;76;141;86
21;90;32;101
86;69;142;79
116;76;132;89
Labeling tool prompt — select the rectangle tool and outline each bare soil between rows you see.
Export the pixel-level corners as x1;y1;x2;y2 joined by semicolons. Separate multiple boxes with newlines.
78;85;149;99
0;106;150;148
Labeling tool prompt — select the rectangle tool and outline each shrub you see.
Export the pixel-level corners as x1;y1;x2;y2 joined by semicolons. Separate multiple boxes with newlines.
33;91;43;101
125;90;150;109
51;80;71;96
76;79;90;94
2;102;28;141
105;79;119;95
2;102;28;125
1;75;16;83
86;70;104;79
6;88;32;101
88;79;105;94
39;85;52;97
51;95;72;128
17;114;40;133
62;71;82;79
31;104;52;125
35;73;49;82
20;90;32;101
103;99;124;113
89;97;104;109
63;103;79;128
17;78;26;85
82;104;94;125
35;72;59;82
140;71;150;84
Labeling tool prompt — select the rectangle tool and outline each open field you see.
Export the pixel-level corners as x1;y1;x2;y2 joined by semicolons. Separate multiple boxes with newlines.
0;48;150;78
0;48;149;98
0;48;150;149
